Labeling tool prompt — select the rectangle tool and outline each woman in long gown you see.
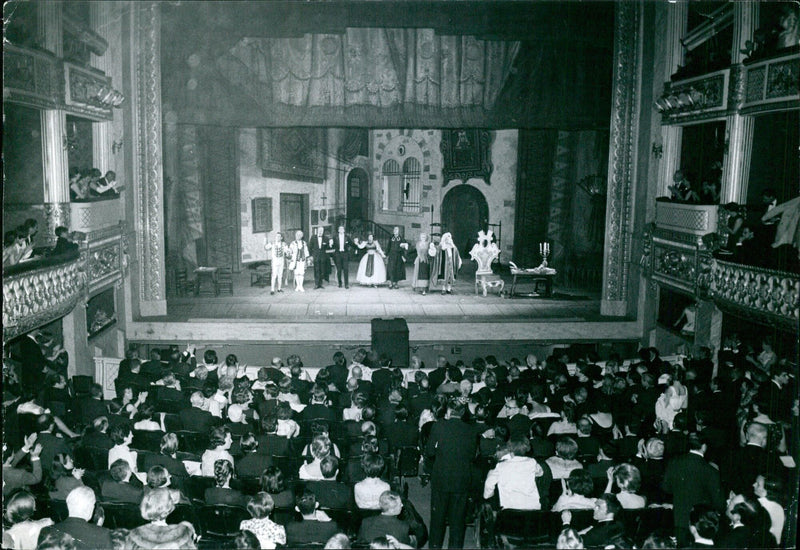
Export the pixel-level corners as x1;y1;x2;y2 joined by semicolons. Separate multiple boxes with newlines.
355;234;387;286
411;233;435;295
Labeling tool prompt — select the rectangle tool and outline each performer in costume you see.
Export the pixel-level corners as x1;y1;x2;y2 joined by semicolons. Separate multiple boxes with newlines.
355;234;387;286
432;232;461;294
328;225;356;289
288;230;310;292
385;226;409;289
264;232;289;295
411;232;435;295
309;226;329;290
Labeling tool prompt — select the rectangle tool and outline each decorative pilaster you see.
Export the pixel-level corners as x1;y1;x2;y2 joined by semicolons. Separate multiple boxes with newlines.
91;3;112;173
656;2;686;198
721;2;759;204
601;2;641;316
37;1;63;56
131;2;167;315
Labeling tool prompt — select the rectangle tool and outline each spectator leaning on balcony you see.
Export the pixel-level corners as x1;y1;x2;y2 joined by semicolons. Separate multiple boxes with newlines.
51;227;79;256
91;170;124;197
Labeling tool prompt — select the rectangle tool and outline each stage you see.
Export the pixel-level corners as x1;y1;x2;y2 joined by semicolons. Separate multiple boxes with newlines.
123;264;640;349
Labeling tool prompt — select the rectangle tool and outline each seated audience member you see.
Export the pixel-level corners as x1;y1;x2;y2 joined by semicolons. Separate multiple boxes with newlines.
133;404;165;432
239;492;287;549
302;384;337;422
483;437;544;510
547;436;584;480
236;433;272;478
275;402;300;438
37;486;112;550
718;493;775;548
76;384;109;425
752;473;785;545
384;404;419;453
108;425;138;472
574;416;601;459
307;456;353;510
35;414;73;474
354;453;391;510
260;466;295;510
82;416;114;450
48;454;86;501
205;459;248;507
3;490;54;550
556;527;584;550
152;373;186;405
561;493;624;548
51;226;79;256
689;505;720;548
102;459;144;503
179;392;217;434
633;437;667;504
343;391;368;422
225;405;252;438
143;432;189;478
299;435;334;481
2;435;43;497
285;490;340;547
552;469;597;512
358;491;413;546
548;401;579;436
232;530;260;550
201;426;234;476
324;533;352;549
144;465;188;503
256;415;290;457
604;463;646;509
299;421;342;458
127;487;196;549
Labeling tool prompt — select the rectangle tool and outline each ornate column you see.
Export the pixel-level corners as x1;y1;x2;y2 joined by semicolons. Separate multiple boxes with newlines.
90;3;112;174
656;2;687;198
130;2;167;316
38;3;70;242
601;2;642;317
721;2;758;204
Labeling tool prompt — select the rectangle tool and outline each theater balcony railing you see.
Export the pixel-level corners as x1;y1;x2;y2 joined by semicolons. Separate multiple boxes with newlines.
643;200;799;330
3;250;86;341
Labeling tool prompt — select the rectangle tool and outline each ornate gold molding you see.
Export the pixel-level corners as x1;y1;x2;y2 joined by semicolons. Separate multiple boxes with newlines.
602;2;640;313
132;2;167;313
3;256;85;341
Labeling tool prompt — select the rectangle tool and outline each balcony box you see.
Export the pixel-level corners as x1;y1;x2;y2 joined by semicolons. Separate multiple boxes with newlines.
655;201;718;237
70;197;123;234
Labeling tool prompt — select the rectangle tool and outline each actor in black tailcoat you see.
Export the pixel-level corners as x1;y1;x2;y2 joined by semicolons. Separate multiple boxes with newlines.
328;225;356;289
385;226;408;289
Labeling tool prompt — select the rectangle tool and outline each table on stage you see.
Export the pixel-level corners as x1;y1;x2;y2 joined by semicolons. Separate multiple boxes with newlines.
509;268;555;298
194;266;219;296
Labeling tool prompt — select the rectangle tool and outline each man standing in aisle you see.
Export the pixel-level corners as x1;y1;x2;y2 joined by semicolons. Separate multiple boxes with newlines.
309;226;328;290
329;225;354;289
385;226;409;290
289;230;310;292
425;400;478;549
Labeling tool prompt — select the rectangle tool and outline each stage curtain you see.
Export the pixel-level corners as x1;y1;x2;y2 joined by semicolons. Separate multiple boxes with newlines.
165;125;204;268
215;28;519;127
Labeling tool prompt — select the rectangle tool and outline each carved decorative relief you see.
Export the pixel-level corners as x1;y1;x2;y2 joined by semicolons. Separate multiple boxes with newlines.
657;69;729;124
64;62;114;120
133;2;166;309
766;58;800;98
3;258;86;341
710;259;799;328
741;53;800;114
602;2;640;308
88;244;121;287
3;44;61;110
653;245;696;289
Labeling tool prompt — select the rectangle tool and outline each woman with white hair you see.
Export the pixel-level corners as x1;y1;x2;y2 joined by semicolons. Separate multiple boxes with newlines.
127;487;196;549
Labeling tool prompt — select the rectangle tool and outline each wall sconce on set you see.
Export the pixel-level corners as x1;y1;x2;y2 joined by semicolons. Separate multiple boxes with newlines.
652;143;663;159
112;139;124;154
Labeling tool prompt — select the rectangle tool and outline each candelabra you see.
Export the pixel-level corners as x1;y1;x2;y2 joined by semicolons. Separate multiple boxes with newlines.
539;242;550;268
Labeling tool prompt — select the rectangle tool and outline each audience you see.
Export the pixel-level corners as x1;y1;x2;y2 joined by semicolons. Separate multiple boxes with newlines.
0;342;795;550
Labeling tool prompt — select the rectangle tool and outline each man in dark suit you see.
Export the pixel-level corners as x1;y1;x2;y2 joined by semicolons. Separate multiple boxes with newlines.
51;226;80;256
35;415;72;475
358;490;413;545
561;493;625;547
236;434;273;478
285;490;341;546
309;226;329;289
38;486;113;550
256;416;290;457
76;384;109;425
662;433;725;547
385;404;419;453
179;392;217;433
720;422;784;496
427;355;450;393
425;400;479;549
757;363;794;423
371;356;395;398
101;459;144;503
140;349;166;382
81;417;114;450
301;385;337;423
325;351;349;392
306;456;353;510
329;225;355;289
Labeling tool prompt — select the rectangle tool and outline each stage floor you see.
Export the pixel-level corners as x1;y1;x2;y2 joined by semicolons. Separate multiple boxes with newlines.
165;264;602;323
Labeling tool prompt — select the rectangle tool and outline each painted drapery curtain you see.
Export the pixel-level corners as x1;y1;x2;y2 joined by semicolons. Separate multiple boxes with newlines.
216;28;519;126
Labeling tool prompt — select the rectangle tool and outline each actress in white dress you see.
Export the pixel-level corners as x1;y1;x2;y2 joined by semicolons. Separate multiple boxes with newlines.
355;234;387;286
